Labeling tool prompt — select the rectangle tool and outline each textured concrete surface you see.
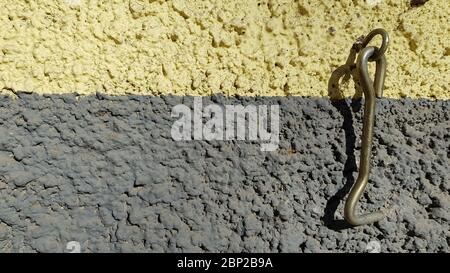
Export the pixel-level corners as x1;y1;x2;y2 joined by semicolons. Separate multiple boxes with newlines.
1;0;449;98
0;93;448;252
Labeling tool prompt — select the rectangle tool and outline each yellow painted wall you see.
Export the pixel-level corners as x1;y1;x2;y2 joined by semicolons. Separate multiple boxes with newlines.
0;0;448;98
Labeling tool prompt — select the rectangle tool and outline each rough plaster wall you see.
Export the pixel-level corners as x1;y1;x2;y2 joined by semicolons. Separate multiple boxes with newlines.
0;0;448;253
0;0;448;98
0;94;448;252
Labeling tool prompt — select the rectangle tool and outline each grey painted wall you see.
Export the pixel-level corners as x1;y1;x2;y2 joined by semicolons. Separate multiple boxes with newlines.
0;93;448;252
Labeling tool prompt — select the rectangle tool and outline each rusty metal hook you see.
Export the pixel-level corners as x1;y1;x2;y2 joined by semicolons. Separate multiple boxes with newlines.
343;29;389;226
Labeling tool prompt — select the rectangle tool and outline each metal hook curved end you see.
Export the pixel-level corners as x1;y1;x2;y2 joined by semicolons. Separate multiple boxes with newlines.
360;28;389;61
344;184;386;226
343;46;387;226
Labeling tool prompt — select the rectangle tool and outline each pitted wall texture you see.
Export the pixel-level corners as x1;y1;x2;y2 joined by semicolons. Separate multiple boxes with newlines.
0;0;449;98
0;94;448;252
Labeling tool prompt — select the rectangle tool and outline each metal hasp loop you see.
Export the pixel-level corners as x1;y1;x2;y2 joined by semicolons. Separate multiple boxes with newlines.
344;29;389;226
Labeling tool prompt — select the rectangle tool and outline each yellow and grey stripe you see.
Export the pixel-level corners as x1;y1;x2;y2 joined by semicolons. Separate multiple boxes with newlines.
0;0;449;253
